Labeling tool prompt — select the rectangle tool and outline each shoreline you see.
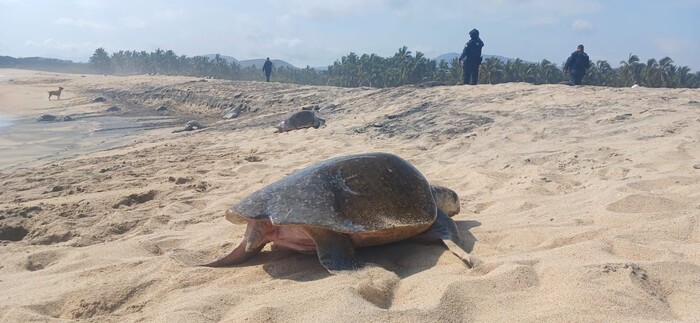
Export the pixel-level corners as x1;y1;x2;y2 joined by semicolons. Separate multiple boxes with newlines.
0;115;12;129
0;69;187;170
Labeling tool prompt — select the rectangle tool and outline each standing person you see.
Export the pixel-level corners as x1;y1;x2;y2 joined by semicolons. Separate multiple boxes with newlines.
262;57;272;82
458;28;484;85
563;45;590;85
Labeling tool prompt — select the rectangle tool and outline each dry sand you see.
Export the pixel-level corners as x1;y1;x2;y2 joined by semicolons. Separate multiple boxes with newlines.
1;68;699;322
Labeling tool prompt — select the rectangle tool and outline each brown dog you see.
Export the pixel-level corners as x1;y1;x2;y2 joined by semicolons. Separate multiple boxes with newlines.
48;87;64;100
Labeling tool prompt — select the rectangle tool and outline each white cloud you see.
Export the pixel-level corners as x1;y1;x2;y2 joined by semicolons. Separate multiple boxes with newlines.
118;10;186;30
267;0;388;18
0;0;25;5
491;0;601;14
652;38;698;55
273;38;303;48
55;17;112;30
73;0;103;8
571;19;595;34
155;9;185;21
527;16;560;26
24;39;96;52
123;16;147;29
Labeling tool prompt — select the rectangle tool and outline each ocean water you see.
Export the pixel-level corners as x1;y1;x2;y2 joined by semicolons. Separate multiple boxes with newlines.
0;115;13;129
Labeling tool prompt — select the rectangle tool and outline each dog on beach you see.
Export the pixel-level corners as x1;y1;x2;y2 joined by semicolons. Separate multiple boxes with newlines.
48;87;64;100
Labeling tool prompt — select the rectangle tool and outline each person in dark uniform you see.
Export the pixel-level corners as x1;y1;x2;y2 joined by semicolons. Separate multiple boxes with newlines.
458;28;484;85
563;45;590;85
262;57;273;82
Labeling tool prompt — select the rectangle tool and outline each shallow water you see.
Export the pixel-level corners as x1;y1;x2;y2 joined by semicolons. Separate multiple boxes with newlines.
0;115;13;129
0;114;179;170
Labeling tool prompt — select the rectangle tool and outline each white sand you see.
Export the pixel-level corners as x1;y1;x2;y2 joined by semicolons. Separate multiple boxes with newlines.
1;69;699;322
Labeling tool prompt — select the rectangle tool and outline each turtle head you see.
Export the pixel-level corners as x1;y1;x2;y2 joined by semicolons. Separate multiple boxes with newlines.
225;190;271;224
314;117;326;129
224;208;248;224
431;185;460;217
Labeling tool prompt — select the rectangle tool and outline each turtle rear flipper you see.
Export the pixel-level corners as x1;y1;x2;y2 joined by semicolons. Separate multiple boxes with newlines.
170;238;264;267
306;227;364;273
419;209;473;268
171;221;267;267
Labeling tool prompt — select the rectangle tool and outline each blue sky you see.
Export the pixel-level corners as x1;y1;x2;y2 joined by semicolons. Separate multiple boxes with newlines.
1;0;698;70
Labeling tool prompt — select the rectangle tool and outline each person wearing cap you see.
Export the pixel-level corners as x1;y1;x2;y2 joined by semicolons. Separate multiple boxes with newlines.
263;57;273;82
563;45;590;85
458;28;484;85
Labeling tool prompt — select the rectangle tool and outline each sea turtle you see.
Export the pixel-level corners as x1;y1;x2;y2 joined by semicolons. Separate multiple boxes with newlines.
36;114;57;122
106;106;121;112
276;110;325;132
222;106;242;119
175;152;473;273
185;120;204;131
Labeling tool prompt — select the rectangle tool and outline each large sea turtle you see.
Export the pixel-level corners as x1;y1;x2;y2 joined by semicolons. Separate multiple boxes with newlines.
275;110;325;132
175;152;473;273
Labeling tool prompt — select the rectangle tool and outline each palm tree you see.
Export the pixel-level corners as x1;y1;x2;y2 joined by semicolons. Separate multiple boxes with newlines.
673;66;692;88
480;57;504;84
645;58;660;87
594;60;615;86
89;47;113;74
619;53;641;86
657;57;674;87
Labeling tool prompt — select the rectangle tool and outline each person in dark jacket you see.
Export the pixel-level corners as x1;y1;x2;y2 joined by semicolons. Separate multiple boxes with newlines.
262;57;273;82
563;45;590;85
458;28;484;85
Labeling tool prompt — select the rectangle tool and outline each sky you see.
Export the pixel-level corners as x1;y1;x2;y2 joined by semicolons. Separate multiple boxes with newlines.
1;0;699;70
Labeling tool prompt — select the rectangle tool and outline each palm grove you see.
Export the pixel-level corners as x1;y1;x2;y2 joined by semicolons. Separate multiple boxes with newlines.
89;47;700;88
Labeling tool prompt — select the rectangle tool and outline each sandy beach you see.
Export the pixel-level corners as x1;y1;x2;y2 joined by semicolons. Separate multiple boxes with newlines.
1;68;699;322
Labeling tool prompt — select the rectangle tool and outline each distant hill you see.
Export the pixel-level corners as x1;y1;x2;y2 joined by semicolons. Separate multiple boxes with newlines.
202;54;238;63
434;52;521;64
238;59;296;69
201;54;296;69
0;55;91;73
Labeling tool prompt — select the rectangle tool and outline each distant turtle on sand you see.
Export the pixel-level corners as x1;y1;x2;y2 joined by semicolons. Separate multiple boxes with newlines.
171;152;473;273
172;120;205;133
156;105;168;112
185;120;204;131
106;106;121;112
276;110;325;132
222;106;242;119
36;114;57;122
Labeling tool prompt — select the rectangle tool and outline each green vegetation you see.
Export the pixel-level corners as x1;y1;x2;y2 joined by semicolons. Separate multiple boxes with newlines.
84;46;700;88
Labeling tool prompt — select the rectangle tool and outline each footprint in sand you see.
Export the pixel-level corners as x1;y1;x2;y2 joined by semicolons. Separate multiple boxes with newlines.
24;250;65;271
606;194;689;213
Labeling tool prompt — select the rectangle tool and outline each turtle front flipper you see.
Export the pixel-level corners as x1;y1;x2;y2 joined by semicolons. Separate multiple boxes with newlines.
422;209;474;268
305;227;364;274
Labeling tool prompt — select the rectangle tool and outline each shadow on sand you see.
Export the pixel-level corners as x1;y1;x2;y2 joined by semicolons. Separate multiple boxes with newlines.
259;220;481;281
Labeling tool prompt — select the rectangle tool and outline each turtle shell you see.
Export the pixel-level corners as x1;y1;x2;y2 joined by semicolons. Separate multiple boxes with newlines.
281;110;323;130
227;153;437;234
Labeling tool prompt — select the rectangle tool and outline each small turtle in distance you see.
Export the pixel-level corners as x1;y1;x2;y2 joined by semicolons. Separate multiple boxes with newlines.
275;110;325;132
